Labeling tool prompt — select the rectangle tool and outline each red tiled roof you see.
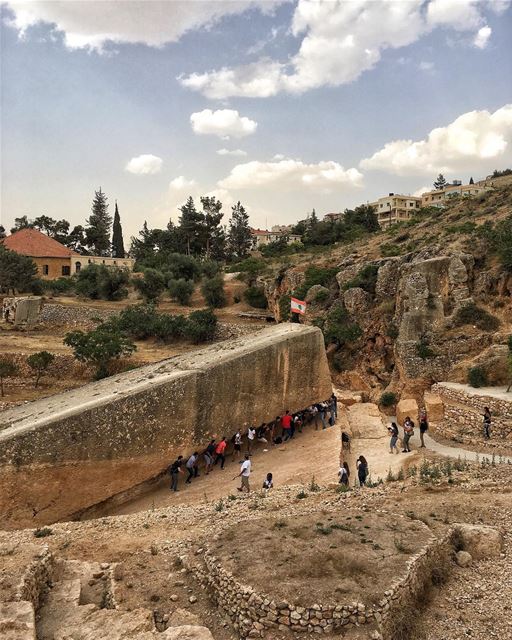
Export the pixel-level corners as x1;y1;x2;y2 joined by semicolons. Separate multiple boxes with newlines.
2;228;79;258
250;228;271;235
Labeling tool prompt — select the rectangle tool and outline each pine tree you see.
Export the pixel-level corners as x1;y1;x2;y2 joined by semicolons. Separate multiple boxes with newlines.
227;201;252;259
111;201;126;258
86;188;112;256
200;196;225;259
433;174;447;190
178;196;204;256
469;176;474;185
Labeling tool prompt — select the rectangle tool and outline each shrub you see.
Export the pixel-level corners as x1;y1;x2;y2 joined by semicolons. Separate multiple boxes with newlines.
201;276;226;308
468;366;488;388
27;351;55;388
313;288;330;303
201;259;221;279
76;264;129;301
243;286;268;309
168;278;194;306
228;257;266;285
279;294;291;322
386;322;399;339
64;326;136;379
45;277;76;295
323;305;362;346
113;304;159;339
379;391;397;407
34;527;53;538
185;309;218;343
454;303;500;332
380;243;402;258
416;337;435;360
344;264;379;295
304;266;338;289
133;268;167;302
0;358;17;397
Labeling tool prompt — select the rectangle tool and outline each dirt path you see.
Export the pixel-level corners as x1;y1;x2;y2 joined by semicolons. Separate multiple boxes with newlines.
424;432;512;463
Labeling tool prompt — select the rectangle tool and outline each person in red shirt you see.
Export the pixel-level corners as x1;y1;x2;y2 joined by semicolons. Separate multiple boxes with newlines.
281;410;293;441
214;437;227;469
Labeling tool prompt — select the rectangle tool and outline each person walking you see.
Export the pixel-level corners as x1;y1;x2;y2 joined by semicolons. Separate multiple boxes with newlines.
185;452;199;483
262;472;273;491
214;437;227;469
318;402;328;429
204;439;216;474
247;426;256;454
338;463;349;487
419;410;428;448
388;422;399;454
483;407;491;439
281;410;293;441
168;455;183;492
232;430;242;461
356;456;369;487
331;392;338;420
236;454;251;493
402;417;414;453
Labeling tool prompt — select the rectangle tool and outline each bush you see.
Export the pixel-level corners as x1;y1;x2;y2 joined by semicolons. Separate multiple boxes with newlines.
323;305;362;346
45;277;75;295
27;351;55;387
279;294;291;322
113;304;159;339
185;309;218;342
168;278;194;306
380;243;402;257
243;286;268;309
380;391;397;407
0;358;18;397
416;337;435;360
454;303;500;332
468;367;488;388
201;259;221;279
228;257;266;285
133;268;166;302
314;288;330;303
76;264;129;301
201;276;226;308
344;264;379;295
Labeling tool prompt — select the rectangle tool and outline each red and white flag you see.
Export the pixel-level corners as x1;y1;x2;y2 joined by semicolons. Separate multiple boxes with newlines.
290;297;306;315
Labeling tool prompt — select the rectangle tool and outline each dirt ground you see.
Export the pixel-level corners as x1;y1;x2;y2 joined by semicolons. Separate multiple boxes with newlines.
212;510;432;607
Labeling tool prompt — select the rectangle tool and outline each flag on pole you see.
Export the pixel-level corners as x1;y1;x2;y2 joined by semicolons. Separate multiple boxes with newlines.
290;297;306;315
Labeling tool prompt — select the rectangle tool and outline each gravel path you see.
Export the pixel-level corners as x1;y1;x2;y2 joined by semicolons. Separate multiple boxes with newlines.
424;432;512;464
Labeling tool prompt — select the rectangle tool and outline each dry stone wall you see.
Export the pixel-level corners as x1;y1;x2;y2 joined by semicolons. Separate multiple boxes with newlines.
0;325;331;529
431;382;512;445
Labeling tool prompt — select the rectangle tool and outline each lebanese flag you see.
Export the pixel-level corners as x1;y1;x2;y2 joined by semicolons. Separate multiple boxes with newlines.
291;297;307;315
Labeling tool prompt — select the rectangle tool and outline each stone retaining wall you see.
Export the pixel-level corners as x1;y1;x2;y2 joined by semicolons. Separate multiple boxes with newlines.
431;383;512;445
185;524;458;640
15;545;54;608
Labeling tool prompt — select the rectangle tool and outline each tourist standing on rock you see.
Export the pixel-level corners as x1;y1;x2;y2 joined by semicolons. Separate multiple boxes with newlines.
168;455;183;492
402;417;414;453
281;410;293;441
236;454;252;492
263;472;273;491
214;437;227;469
232;430;242;461
419;410;428;448
204;439;216;474
247;426;256;454
356;456;369;487
185;452;199;483
483;407;491;439
388;422;399;454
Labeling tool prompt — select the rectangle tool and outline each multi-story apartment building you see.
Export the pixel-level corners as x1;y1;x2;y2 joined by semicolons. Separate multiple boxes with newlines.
369;194;422;228
421;182;490;207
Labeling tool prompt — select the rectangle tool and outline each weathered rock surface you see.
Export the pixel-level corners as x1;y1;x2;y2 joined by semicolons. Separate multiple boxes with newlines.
396;398;419;426
343;287;371;315
163;625;214;640
455;523;503;559
423;393;444;423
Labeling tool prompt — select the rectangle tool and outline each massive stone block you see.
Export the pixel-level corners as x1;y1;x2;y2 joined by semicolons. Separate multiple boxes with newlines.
0;325;331;529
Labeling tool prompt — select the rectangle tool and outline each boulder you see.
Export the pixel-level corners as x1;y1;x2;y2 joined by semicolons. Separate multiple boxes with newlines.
455;550;473;567
163;625;215;640
375;258;402;300
343;287;371;315
305;285;330;304
448;257;469;285
454;524;503;559
396;398;419;426
423;393;444;423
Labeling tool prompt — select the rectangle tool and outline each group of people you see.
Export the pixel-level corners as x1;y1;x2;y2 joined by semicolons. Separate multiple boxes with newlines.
167;394;337;494
387;409;429;454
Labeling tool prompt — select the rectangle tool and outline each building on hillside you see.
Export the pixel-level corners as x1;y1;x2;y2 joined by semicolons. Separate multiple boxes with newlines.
250;228;302;249
323;212;345;222
421;182;490;207
271;224;295;233
369;194;422;228
2;228;134;279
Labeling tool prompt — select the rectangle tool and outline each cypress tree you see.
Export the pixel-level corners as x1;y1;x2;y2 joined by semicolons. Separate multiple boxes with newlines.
86;188;112;256
227;201;252;259
112;201;126;258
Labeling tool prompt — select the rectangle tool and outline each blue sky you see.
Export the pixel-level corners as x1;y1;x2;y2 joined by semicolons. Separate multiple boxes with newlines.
1;0;511;242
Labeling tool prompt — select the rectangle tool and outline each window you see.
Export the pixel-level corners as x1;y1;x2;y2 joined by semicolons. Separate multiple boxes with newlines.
62;265;71;276
42;264;49;275
88;259;92;264
75;262;81;273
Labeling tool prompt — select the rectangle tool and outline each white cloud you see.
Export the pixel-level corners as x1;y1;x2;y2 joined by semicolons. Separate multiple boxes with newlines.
413;185;432;197
360;104;512;176
169;176;197;191
190;109;257;139
179;0;507;99
4;1;287;51
272;153;286;160
218;159;363;191
474;25;492;48
419;61;435;73
125;154;162;175
217;148;248;157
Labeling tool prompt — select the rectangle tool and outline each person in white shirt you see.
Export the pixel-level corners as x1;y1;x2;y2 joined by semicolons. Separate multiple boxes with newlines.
236;454;252;492
247;426;256;454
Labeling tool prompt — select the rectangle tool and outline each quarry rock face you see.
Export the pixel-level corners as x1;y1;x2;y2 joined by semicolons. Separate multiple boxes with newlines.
396;398;419;426
0;325;331;529
423;393;444;423
343;287;371;315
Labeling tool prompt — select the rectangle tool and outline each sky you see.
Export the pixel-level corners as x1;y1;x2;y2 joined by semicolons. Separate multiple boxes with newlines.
1;0;512;243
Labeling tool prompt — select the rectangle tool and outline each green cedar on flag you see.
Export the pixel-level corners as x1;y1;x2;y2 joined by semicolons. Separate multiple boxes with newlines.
291;297;306;315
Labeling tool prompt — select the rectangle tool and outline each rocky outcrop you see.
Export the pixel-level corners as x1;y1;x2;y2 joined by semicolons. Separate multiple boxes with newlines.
343;287;371;315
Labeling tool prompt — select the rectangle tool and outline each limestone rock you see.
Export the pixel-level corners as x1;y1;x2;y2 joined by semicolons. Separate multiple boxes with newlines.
167;608;201;627
423;393;444;423
455;524;503;559
375;258;402;300
456;551;473;567
306;285;329;304
448;257;469;285
396;398;418;426
0;601;35;640
163;625;215;640
343;288;371;315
